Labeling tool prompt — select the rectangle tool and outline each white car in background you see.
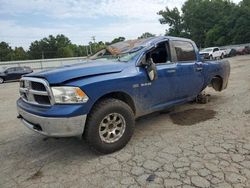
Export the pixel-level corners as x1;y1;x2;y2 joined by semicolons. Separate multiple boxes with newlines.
220;48;231;57
200;47;226;60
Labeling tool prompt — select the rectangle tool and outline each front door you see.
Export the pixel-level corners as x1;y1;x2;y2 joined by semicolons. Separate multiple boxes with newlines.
213;48;220;58
137;41;179;112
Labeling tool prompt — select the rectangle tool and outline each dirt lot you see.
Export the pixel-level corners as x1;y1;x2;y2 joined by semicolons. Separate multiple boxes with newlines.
0;55;250;188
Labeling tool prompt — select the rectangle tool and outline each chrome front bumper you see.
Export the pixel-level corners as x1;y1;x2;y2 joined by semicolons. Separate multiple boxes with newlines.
17;106;87;137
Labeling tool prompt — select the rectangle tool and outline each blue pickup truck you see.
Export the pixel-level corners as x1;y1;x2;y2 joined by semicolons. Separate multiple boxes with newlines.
17;36;230;153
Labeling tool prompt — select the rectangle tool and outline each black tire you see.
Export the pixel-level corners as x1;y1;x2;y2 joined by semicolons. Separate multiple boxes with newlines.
221;53;224;59
84;98;135;154
209;55;213;60
0;77;4;84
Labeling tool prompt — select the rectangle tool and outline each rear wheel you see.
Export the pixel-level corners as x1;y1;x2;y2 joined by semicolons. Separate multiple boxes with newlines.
0;77;4;84
84;98;135;154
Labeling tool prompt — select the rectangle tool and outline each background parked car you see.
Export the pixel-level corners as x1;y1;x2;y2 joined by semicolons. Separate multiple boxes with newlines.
220;48;231;57
235;46;250;55
199;47;225;60
0;66;33;84
243;46;250;54
227;48;237;57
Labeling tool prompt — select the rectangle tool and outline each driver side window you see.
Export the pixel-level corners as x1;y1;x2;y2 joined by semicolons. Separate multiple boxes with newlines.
213;48;219;52
146;42;171;64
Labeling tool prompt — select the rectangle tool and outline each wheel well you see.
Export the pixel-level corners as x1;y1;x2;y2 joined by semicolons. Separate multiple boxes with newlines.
211;76;223;91
0;77;4;82
92;92;136;114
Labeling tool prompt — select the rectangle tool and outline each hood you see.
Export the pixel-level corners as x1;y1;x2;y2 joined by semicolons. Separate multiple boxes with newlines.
25;60;128;84
199;51;210;55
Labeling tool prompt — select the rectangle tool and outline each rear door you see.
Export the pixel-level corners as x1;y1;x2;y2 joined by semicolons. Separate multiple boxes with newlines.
15;67;25;79
171;40;204;99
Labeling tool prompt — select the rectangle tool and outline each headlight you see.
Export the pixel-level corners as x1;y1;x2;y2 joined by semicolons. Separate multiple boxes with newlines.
51;87;89;104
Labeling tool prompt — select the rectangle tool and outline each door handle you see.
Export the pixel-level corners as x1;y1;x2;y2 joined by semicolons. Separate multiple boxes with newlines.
196;67;203;71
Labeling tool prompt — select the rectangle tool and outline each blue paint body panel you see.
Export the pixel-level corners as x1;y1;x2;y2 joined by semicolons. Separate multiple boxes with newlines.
17;36;230;118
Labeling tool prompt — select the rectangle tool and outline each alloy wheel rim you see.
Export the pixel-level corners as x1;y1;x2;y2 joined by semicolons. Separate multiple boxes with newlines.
99;113;126;143
0;78;3;84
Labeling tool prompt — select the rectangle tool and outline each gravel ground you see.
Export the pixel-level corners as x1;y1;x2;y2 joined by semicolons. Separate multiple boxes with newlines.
0;55;250;188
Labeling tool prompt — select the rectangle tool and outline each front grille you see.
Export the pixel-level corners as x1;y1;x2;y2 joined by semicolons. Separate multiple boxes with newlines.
34;95;51;105
31;82;46;91
19;78;54;106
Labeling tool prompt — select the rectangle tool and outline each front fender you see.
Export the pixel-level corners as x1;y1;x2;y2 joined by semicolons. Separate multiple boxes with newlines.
63;67;141;115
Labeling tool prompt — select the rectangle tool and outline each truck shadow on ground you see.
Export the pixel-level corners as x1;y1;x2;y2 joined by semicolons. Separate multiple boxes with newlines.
169;108;216;126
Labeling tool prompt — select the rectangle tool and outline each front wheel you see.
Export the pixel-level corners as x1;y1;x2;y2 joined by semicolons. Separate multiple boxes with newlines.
0;77;4;84
209;55;213;60
221;53;224;59
84;98;135;154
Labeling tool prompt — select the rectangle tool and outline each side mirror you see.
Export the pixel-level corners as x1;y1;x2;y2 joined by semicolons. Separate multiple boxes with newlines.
141;58;158;81
4;70;8;74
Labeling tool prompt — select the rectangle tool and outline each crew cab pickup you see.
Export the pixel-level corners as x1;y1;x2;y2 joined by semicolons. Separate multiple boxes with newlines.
17;36;230;153
200;47;226;60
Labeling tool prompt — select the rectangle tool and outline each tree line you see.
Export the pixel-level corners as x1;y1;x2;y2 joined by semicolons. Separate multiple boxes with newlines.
158;0;250;47
0;35;124;61
0;33;156;61
1;0;250;61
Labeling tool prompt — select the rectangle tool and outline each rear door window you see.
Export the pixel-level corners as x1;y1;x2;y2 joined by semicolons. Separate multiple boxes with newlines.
172;41;196;62
15;67;23;72
6;68;16;73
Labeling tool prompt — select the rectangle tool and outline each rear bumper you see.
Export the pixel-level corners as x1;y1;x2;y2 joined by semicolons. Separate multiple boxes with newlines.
17;105;87;137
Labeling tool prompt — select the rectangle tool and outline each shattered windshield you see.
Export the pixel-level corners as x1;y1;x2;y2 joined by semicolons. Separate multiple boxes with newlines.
90;38;153;62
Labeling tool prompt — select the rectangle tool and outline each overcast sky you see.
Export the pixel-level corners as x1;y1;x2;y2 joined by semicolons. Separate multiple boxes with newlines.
0;0;242;49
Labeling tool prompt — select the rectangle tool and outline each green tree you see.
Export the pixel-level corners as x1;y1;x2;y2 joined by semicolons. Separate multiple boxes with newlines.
57;46;74;58
182;0;236;47
158;7;186;37
29;34;72;59
158;0;246;48
12;47;28;60
109;37;126;45
77;45;88;56
0;42;12;61
55;35;71;52
28;40;43;59
230;0;250;44
138;32;156;39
